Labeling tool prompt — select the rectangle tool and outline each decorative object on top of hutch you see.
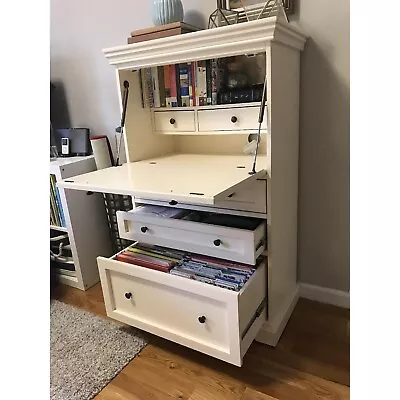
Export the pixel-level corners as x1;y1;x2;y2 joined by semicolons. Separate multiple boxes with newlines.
151;0;184;26
58;16;307;366
222;0;293;25
208;0;240;29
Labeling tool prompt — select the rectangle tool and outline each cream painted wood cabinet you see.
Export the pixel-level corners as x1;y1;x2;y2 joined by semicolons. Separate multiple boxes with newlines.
58;16;307;366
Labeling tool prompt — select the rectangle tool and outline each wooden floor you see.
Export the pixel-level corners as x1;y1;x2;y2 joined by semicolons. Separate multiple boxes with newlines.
51;283;350;400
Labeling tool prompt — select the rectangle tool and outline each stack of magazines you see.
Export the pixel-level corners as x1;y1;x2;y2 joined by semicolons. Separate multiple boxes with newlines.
116;243;185;273
170;254;255;291
117;243;256;291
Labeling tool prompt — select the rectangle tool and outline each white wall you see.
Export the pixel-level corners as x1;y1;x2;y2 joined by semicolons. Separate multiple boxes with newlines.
51;0;349;292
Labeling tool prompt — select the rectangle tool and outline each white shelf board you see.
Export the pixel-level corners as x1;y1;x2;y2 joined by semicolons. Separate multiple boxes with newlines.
50;156;94;175
58;153;267;205
156;131;267;136
150;102;262;112
50;225;68;232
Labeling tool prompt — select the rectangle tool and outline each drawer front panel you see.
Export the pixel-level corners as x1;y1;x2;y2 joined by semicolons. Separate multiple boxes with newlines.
98;254;267;366
117;211;266;264
216;179;267;214
154;110;195;132
198;107;267;132
108;269;229;350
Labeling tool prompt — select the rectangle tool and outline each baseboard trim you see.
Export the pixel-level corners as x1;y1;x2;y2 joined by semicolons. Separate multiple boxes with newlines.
299;283;350;309
255;285;299;347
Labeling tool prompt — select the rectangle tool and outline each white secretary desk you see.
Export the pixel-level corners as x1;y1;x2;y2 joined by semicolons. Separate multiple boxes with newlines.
59;16;307;366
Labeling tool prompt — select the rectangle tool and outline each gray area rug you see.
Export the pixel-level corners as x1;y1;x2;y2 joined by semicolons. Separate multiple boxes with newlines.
50;299;148;400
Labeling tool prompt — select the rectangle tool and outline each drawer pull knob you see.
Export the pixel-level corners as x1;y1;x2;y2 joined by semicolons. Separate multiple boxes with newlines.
231;116;238;123
198;316;206;324
169;118;176;125
213;239;222;247
169;200;178;205
124;292;132;299
141;226;148;233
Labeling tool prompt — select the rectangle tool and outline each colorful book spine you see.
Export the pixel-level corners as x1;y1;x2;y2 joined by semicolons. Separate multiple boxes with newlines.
50;204;56;226
196;61;207;106
187;62;193;106
145;68;154;108
179;63;190;107
169;64;178;107
55;187;66;227
211;58;224;105
151;66;160;108
139;69;145;107
158;67;166;107
164;65;172;107
49;175;60;226
191;62;196;106
206;59;212;105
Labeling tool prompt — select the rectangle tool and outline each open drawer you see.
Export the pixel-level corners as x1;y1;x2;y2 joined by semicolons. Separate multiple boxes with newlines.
117;206;266;265
97;247;267;367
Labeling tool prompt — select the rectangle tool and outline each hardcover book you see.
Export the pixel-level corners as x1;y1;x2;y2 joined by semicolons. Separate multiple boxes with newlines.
179;63;190;107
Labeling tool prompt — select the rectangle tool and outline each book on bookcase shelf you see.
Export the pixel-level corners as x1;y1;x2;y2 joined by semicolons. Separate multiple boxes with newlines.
139;57;264;109
50;174;66;228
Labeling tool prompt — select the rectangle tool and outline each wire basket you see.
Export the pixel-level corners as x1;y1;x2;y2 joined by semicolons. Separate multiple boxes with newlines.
103;193;134;253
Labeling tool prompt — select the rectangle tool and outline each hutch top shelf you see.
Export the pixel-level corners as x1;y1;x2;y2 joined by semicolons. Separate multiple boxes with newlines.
103;16;307;70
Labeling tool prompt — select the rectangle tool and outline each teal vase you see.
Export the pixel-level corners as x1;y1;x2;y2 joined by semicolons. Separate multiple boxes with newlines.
152;0;184;25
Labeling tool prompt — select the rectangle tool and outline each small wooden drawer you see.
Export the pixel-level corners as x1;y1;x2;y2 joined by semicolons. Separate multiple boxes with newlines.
198;106;267;132
97;251;267;366
116;208;266;265
153;110;195;132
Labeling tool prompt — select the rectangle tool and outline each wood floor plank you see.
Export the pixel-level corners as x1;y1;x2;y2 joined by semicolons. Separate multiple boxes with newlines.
137;343;246;397
243;355;350;400
121;355;196;399
188;384;242;400
51;283;350;400
241;387;279;400
96;368;178;400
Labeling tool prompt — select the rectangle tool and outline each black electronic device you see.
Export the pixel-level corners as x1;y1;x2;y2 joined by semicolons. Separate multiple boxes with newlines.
53;128;92;156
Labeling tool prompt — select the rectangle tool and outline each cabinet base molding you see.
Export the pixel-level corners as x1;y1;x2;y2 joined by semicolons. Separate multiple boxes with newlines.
255;286;299;347
299;283;350;309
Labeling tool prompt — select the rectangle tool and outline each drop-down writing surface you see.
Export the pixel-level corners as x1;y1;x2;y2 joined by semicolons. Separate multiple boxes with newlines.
57;154;267;206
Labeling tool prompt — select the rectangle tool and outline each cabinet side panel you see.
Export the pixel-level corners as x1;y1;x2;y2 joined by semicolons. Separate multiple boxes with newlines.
268;43;300;321
60;159;113;289
117;70;176;162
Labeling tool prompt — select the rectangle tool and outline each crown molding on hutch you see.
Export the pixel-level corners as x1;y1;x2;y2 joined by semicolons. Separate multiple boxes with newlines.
103;16;307;70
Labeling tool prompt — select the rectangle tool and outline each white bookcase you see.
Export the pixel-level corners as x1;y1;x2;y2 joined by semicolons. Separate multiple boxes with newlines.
59;17;307;365
50;156;113;290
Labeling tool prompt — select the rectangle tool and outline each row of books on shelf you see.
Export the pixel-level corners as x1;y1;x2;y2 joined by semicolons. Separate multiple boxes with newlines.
116;243;258;292
50;174;66;228
140;59;225;108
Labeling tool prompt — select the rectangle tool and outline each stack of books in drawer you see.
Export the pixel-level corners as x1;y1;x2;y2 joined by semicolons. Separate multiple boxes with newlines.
117;243;256;291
